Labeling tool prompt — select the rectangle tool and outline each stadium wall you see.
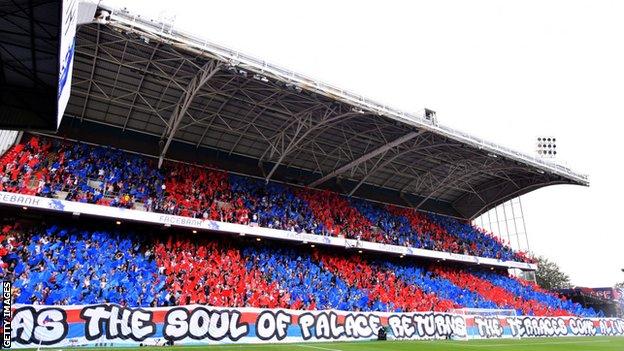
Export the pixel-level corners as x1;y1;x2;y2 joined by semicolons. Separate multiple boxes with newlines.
9;304;624;347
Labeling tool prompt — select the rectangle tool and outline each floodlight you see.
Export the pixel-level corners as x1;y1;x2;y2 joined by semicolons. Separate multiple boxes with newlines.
535;136;557;158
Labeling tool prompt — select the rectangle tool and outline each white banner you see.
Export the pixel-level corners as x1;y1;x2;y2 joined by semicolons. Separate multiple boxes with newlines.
8;304;624;348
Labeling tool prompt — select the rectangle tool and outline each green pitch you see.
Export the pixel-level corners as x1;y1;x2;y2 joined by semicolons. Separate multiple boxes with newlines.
24;337;624;351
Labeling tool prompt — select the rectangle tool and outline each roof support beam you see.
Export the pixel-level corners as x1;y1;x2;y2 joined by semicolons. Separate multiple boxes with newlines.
414;164;467;209
457;177;565;220
158;60;221;167
309;130;424;187
264;111;354;182
348;137;452;196
79;24;100;122
347;150;394;195
122;43;160;131
414;162;527;210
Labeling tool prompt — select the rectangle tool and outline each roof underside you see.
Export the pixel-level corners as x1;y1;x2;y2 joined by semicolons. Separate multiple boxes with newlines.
61;8;588;220
0;0;60;130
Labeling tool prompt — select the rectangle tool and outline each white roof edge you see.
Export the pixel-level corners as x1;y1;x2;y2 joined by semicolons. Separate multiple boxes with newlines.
93;4;589;186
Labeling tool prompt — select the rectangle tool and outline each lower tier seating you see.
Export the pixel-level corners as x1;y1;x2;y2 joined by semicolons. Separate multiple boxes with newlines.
0;221;598;317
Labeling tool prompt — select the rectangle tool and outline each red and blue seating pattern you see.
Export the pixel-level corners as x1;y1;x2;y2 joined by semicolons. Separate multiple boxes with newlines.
0;136;533;263
0;222;598;316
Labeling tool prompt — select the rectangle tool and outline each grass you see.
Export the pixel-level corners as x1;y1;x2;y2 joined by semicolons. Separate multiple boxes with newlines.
20;337;624;351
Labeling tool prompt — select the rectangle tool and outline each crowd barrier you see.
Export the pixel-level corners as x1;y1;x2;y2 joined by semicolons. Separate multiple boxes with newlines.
9;304;624;347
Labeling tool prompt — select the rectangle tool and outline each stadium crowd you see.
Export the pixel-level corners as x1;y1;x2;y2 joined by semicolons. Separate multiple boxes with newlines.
434;266;569;316
229;175;316;232
151;164;250;223
0;136;163;207
0;135;533;262
244;246;375;311
0;221;598;317
314;250;457;312
1;223;163;306
473;269;597;317
155;234;287;308
292;187;385;242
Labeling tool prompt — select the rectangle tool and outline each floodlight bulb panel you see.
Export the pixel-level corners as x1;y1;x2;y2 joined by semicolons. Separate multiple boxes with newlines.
535;136;557;158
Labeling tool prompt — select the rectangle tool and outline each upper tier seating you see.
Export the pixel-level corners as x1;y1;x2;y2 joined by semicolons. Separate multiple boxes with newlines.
0;136;533;263
0;137;163;208
153;163;249;223
229;175;316;232
292;187;385;242
429;213;528;262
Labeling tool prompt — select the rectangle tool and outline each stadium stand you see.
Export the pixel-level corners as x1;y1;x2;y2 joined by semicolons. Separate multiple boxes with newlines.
0;221;597;316
0;136;164;207
154;163;248;222
429;213;531;263
292;187;385;242
229;175;315;231
472;269;598;317
1;5;605;345
0;135;534;262
3;223;163;306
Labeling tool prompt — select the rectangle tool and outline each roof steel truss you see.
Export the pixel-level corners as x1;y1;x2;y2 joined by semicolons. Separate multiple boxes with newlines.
60;8;589;219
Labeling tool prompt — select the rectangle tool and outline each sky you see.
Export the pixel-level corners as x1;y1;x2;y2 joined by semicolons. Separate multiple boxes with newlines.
102;0;624;287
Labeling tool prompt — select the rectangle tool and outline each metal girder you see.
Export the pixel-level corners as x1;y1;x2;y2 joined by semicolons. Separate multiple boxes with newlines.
457;176;567;220
122;43;161;130
414;161;535;210
79;24;100;122
414;163;470;209
158;60;221;167
258;104;329;160
264;110;355;182
60;16;590;219
284;121;395;174
347;139;460;196
400;150;499;195
309;130;425;187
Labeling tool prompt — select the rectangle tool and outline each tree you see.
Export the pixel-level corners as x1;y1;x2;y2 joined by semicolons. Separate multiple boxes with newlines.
534;256;572;290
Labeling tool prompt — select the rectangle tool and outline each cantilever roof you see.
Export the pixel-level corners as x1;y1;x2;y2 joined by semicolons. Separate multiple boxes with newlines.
62;4;588;219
